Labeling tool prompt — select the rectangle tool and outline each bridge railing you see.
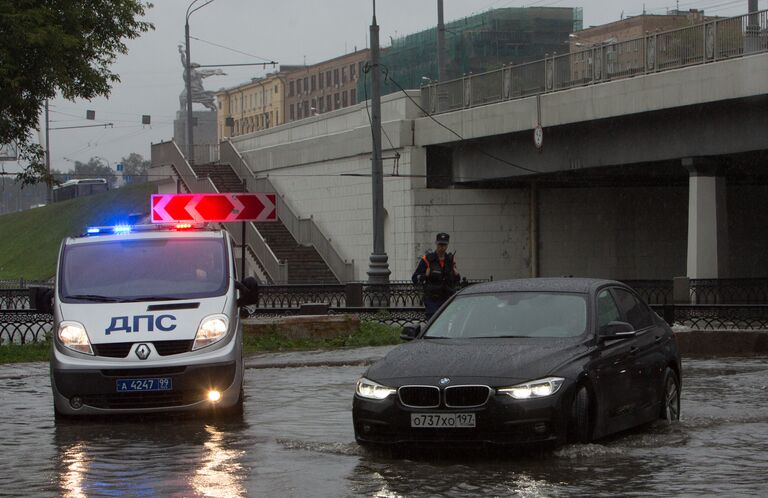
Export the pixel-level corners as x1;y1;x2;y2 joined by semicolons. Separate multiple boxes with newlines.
421;9;768;115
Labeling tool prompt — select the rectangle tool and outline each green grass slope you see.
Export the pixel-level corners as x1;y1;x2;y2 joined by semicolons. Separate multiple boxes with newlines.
0;182;157;280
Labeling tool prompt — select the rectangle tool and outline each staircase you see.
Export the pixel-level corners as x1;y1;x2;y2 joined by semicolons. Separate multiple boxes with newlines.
191;163;339;284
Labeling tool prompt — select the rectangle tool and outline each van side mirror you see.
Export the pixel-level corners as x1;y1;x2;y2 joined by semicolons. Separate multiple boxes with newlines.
29;286;54;314
236;277;259;307
400;324;421;341
599;321;635;339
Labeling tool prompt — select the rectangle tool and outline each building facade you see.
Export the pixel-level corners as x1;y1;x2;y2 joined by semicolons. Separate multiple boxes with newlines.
215;72;286;141
282;49;370;123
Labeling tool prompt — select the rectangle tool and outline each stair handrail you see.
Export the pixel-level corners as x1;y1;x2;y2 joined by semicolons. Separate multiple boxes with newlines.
220;139;355;282
151;140;288;283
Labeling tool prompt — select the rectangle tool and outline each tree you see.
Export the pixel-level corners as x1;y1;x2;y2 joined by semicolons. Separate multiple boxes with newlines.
120;152;150;184
73;158;117;187
0;1;153;186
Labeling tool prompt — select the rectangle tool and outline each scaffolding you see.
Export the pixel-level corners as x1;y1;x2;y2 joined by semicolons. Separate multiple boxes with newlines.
360;7;583;98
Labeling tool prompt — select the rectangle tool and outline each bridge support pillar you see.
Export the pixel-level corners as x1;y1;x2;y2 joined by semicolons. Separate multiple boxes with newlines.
684;158;729;279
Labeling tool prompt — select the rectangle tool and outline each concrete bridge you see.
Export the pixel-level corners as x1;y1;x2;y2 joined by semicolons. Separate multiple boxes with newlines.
157;13;768;283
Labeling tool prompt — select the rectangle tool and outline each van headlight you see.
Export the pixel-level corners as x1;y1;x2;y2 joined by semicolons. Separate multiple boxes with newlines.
193;315;229;350
355;377;396;400
57;321;93;355
498;377;565;399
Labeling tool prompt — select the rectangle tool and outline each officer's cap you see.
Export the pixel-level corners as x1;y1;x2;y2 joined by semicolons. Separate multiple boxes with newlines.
435;232;450;245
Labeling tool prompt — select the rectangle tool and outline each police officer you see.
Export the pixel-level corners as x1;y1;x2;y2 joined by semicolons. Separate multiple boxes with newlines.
412;232;460;320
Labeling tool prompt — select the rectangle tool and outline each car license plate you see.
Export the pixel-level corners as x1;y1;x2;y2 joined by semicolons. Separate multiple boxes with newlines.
116;378;172;392
411;413;476;428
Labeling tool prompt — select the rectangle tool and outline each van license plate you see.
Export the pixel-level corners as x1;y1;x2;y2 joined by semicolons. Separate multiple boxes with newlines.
411;413;476;428
116;378;173;392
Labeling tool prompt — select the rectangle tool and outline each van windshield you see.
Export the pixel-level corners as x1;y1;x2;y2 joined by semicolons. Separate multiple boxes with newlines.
60;237;228;302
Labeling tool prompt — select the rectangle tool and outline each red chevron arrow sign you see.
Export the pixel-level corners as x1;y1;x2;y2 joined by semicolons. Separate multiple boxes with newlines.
151;193;277;223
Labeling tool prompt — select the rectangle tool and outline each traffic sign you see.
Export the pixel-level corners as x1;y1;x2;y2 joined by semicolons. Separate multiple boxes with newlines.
151;193;277;223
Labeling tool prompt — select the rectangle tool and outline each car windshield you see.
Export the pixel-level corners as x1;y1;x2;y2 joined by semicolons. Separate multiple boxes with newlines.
59;237;228;302
424;292;588;339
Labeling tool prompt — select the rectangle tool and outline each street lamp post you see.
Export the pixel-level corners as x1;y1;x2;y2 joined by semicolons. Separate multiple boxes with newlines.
185;0;216;163
367;0;390;284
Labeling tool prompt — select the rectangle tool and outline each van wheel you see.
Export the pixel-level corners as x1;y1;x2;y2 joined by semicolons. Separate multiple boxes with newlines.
568;386;591;444
660;368;681;422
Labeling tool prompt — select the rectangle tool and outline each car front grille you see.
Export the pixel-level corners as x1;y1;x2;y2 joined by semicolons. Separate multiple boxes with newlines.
398;386;441;408
154;340;194;356
92;340;194;358
444;385;492;407
92;342;133;358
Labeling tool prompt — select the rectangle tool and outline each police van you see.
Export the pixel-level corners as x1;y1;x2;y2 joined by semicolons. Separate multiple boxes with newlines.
41;223;258;417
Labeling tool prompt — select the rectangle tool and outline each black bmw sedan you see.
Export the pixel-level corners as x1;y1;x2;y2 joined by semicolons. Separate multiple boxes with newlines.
353;278;682;447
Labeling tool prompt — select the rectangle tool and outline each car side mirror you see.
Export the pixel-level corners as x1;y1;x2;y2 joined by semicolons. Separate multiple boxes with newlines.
599;321;635;339
236;276;259;307
400;324;421;341
29;286;54;314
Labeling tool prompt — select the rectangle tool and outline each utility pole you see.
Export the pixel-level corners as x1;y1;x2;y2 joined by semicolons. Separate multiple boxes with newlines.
437;0;447;82
367;0;390;284
185;17;194;163
44;99;51;204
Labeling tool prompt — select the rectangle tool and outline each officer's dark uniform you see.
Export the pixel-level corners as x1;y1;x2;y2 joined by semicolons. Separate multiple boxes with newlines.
412;233;460;320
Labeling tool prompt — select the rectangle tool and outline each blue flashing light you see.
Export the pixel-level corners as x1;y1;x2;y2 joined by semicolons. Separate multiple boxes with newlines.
112;225;132;234
86;227;101;234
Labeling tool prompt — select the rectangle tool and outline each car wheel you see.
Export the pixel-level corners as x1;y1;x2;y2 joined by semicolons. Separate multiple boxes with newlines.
568;386;591;444
660;368;681;422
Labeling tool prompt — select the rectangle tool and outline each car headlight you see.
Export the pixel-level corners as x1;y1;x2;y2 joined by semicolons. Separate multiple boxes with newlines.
355;377;396;400
498;377;565;399
57;321;93;355
193;315;229;350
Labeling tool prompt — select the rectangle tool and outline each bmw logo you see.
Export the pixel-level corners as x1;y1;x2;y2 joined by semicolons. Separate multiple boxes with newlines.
439;377;451;385
136;344;151;360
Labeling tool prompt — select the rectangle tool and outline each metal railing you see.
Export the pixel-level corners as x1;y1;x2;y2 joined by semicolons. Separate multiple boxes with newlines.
220;140;355;282
421;10;768;115
151;140;288;283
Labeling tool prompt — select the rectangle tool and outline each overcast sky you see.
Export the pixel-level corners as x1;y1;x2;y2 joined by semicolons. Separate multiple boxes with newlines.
6;0;762;174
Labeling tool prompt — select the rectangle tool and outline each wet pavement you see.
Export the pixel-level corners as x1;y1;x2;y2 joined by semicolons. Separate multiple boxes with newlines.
1;348;767;497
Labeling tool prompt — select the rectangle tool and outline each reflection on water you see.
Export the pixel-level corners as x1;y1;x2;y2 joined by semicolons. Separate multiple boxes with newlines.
0;356;767;496
60;442;88;498
190;425;246;497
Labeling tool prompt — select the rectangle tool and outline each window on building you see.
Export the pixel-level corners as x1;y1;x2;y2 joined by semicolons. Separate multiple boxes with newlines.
303;100;309;117
311;75;316;92
303;77;308;93
290;103;295;120
318;98;323;112
350;63;356;80
326;94;332;110
319;72;324;89
275;110;279;124
342;90;348;107
311;98;316;114
298;79;303;94
326;70;332;87
341;67;347;84
274;85;279;94
359;61;365;77
289;80;294;97
333;68;339;86
350;88;356;105
334;93;340;109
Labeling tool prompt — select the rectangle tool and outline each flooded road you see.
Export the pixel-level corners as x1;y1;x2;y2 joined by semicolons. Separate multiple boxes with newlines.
1;351;767;497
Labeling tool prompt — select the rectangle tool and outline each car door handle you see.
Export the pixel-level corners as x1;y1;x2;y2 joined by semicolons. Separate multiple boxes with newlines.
654;336;662;343
629;346;639;355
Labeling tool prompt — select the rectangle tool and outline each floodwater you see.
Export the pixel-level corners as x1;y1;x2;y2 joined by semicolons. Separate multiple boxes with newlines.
1;350;767;497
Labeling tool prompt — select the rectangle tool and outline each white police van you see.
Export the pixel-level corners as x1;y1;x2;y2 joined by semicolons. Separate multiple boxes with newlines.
45;223;258;417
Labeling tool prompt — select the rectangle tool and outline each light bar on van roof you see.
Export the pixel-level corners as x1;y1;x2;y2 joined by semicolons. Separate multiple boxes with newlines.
83;223;208;236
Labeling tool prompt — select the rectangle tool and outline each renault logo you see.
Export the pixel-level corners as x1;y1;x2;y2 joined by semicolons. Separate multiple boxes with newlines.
136;344;151;360
440;377;451;385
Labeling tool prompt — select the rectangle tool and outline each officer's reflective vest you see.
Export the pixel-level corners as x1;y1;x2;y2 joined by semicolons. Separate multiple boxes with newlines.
421;252;457;301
